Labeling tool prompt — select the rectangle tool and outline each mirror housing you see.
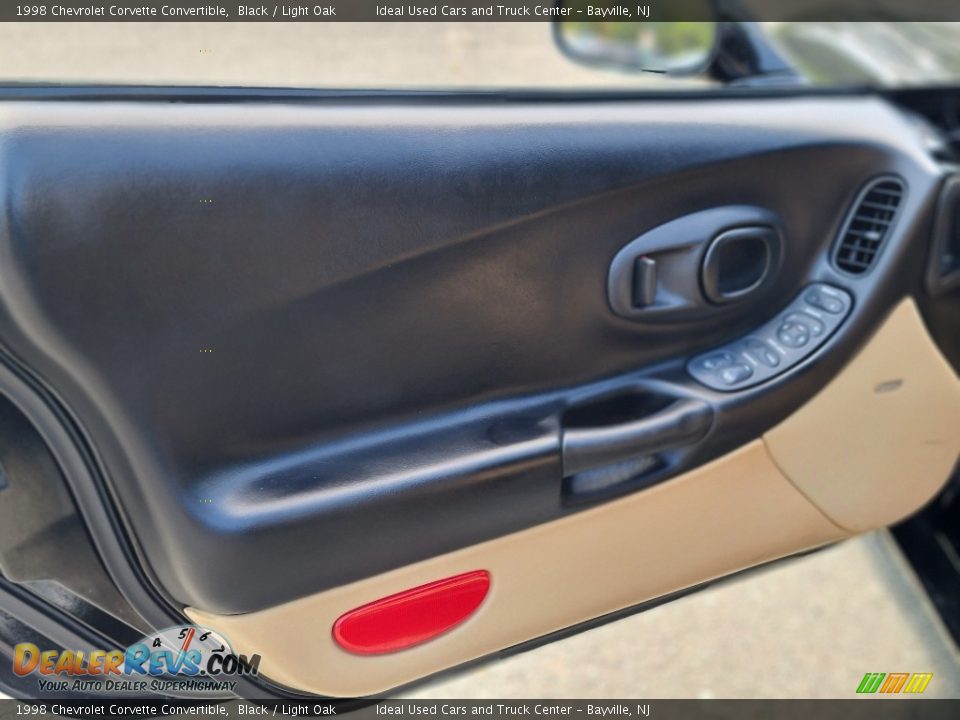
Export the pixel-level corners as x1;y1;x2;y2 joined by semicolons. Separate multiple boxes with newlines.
553;1;800;84
553;1;718;76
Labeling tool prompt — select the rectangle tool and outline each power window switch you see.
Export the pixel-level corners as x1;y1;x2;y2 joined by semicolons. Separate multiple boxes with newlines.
720;363;754;386
696;352;737;373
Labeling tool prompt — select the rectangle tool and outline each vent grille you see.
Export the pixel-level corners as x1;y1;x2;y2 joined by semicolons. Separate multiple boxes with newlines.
833;177;905;274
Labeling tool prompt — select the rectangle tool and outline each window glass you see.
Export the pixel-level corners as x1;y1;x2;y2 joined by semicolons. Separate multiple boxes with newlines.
1;22;959;89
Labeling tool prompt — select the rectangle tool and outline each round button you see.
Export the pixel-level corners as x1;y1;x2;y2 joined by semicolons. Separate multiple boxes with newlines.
785;312;825;337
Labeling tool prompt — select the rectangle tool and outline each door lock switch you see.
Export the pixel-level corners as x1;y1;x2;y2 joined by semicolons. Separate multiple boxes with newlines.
744;339;780;368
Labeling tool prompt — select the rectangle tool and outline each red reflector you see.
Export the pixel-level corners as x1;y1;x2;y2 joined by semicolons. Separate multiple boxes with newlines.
332;570;491;655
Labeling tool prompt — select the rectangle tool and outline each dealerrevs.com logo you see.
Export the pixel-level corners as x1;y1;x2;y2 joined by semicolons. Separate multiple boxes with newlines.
13;625;261;696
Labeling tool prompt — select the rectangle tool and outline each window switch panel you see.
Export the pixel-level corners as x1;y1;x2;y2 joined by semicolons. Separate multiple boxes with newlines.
687;283;853;392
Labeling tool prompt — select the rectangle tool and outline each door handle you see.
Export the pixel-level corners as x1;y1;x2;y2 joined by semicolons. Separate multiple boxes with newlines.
607;206;783;320
561;398;713;477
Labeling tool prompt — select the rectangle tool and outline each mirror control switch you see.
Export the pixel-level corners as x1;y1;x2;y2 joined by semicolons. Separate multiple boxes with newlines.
777;321;810;348
687;283;852;392
784;312;825;336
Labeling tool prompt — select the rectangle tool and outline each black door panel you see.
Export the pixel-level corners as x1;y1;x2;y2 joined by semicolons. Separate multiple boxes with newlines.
0;95;944;615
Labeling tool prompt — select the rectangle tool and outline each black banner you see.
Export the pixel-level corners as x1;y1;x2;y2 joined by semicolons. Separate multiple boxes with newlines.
3;1;960;23
2;700;960;719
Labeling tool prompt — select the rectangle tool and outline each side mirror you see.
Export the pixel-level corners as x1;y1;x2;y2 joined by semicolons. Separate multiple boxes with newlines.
553;2;719;76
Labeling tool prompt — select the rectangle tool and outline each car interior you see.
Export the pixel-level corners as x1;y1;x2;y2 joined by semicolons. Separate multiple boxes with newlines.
0;14;959;703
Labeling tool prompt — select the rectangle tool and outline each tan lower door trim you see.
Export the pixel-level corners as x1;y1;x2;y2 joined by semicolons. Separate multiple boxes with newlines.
187;440;845;696
764;299;960;532
186;297;960;698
